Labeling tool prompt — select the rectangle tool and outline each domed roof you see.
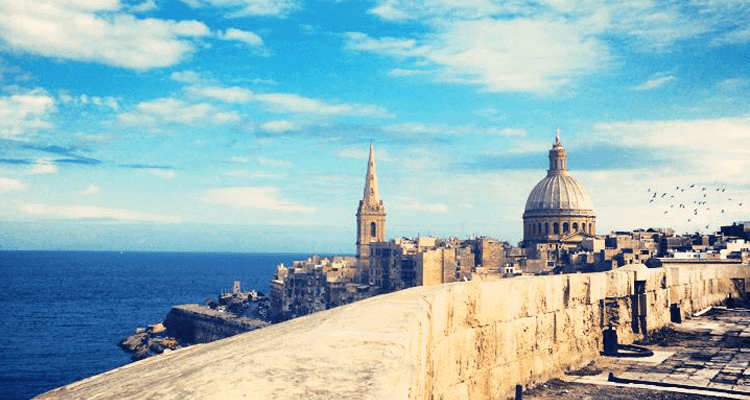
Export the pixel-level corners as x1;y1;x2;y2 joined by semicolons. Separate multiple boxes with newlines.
524;128;595;214
524;173;594;212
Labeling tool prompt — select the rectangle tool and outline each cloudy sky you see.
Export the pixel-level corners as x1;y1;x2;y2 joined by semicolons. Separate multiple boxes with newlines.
0;0;749;252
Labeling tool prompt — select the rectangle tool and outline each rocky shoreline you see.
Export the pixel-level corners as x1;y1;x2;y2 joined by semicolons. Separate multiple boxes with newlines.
118;283;271;361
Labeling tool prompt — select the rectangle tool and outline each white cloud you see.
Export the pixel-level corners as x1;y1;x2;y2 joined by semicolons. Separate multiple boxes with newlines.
59;93;118;110
0;177;26;192
0;88;56;138
261;119;298;133
392;196;448;213
131;0;158;12
20;203;182;223
257;157;293;168
148;169;177;179
0;0;211;70
185;85;253;103
252;93;393;117
383;122;526;136
199;186;314;212
82;184;99;195
388;68;430;77
345;19;610;94
250;171;285;179
223;169;250;177
28;159;57;175
717;78;750;91
231;156;250;163
712;27;750;46
633;74;676;91
186;84;393;117
181;0;297;17
170;70;202;84
219;28;263;46
361;0;749;93
593;117;750;182
117;97;240;126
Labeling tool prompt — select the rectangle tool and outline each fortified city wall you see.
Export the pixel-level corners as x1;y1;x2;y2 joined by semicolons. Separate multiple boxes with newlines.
38;263;750;400
162;304;269;344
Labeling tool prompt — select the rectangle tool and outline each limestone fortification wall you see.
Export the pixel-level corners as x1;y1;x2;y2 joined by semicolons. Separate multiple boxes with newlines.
37;264;750;400
163;304;269;344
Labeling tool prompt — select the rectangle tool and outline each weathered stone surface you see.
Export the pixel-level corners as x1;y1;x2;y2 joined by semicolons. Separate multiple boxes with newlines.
38;264;750;400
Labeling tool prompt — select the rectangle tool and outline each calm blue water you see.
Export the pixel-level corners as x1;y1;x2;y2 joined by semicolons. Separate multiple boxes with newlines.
0;251;309;400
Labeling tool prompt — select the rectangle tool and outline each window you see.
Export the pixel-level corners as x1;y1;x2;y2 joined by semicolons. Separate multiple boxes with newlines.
553;222;559;234
563;222;569;233
573;222;579;231
544;223;549;234
370;222;377;237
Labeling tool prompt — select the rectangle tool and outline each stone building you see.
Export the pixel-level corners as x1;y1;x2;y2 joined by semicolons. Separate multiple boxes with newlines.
522;128;596;247
269;255;362;322
355;142;386;279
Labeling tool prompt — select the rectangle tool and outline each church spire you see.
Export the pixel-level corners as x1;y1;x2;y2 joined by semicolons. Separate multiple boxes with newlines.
356;142;386;271
362;141;380;205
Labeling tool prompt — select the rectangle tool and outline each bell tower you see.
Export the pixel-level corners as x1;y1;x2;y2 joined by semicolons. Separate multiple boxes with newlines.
356;142;386;268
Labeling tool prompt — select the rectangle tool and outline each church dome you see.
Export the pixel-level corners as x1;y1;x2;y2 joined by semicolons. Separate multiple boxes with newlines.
522;128;596;245
524;173;594;213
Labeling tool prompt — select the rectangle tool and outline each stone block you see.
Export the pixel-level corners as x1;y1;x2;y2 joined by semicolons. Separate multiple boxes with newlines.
588;273;605;304
669;285;683;305
432;327;476;385
466;368;492;400
474;280;522;325
494;321;518;362
473;324;497;371
537;274;565;313
429;286;449;338
513;316;537;357
566;274;590;307
535;312;556;352
666;267;681;287
605;270;634;298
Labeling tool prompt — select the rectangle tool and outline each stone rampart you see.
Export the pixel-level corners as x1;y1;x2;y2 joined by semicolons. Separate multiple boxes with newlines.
37;264;750;400
163;304;269;343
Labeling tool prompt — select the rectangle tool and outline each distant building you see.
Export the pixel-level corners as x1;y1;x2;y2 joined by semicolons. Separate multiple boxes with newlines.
522;128;596;249
721;221;750;241
355;142;386;280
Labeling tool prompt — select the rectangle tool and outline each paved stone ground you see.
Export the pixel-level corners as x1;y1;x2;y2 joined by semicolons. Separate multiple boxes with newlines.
526;307;750;399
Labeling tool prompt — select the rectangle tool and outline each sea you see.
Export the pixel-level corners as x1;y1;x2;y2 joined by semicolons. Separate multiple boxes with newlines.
0;250;312;400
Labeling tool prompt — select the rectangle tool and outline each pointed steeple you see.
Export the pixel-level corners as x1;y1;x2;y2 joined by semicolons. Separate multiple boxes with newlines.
362;142;380;205
356;142;386;269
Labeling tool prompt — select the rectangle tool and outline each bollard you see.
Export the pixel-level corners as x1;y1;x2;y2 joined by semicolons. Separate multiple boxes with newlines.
515;384;523;400
603;325;618;356
670;304;682;323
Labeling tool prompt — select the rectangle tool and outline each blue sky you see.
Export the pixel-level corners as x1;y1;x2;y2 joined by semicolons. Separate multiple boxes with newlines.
0;0;749;252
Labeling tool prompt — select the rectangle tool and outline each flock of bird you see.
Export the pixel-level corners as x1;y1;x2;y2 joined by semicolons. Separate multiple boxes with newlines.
647;184;744;230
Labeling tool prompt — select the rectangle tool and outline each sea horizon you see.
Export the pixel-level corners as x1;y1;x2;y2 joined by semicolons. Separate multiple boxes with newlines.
0;250;317;399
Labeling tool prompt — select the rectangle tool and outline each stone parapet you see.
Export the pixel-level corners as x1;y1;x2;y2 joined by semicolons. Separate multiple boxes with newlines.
37;263;750;400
